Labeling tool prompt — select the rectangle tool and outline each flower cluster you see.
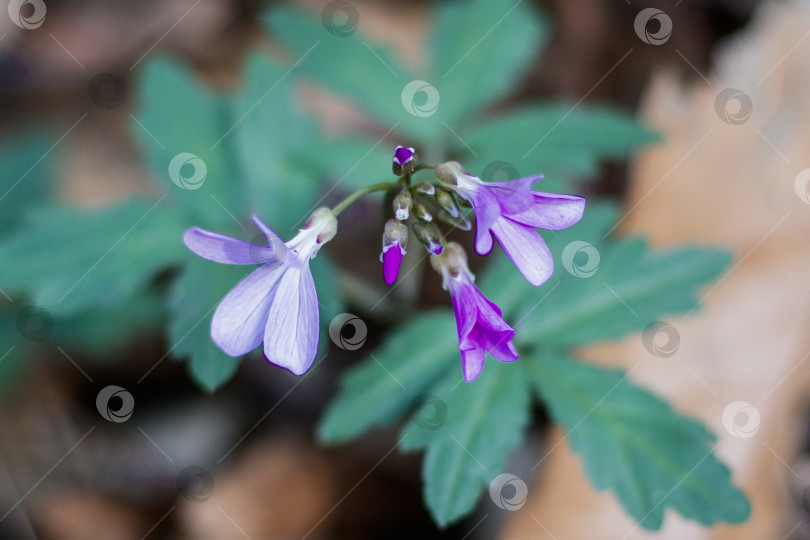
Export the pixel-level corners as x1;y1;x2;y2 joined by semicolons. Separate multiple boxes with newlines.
183;146;584;381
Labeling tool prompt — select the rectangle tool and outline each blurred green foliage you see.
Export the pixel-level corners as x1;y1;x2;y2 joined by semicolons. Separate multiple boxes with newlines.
0;0;749;532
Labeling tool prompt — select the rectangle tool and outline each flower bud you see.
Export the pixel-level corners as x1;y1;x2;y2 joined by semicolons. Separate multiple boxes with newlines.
429;241;468;281
414;181;435;196
437;209;471;231
381;219;408;286
393;189;412;221
304;207;338;244
413;221;443;255
413;203;433;222
392;146;417;176
435;188;460;218
434;161;466;189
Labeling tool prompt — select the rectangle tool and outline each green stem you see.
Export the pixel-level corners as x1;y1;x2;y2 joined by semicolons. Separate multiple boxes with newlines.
331;182;395;217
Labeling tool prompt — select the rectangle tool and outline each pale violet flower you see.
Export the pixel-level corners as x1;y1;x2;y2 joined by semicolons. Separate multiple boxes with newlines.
435;161;585;286
182;208;337;375
431;242;518;382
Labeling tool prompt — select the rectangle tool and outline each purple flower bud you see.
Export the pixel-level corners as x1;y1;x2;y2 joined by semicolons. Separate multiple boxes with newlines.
412;221;442;255
392;145;417;176
393;189;412;221
380;219;408;286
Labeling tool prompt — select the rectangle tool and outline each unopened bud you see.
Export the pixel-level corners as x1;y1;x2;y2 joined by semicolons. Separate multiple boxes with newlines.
434;161;465;188
413;203;433;222
437;209;471;231
305;207;338;244
435;189;460;218
393;189;412;221
415;181;435;196
381;219;408;286
382;218;408;249
430;241;467;279
392;146;417;176
413;221;443;255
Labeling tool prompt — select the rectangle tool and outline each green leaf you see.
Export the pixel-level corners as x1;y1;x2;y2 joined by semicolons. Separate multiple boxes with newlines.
134;57;244;227
264;8;434;141
462;104;659;183
516;239;731;346
310;254;343;357
0;199;186;315
233;54;322;234
399;361;531;526
169;256;246;392
0;310;30;395
297;136;394;195
318;311;458;443
0;130;54;232
431;0;547;125
530;352;750;529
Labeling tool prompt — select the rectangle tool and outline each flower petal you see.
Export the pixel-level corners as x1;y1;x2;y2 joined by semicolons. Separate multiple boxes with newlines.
382;245;404;286
507;192;585;230
183;227;277;265
450;281;479;345
211;264;285;356
461;346;486;382
251;214;288;256
263;264;320;375
491;217;554;286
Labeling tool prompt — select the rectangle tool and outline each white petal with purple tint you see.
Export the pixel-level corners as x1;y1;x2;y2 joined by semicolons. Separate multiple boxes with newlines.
491;218;554;286
506;192;586;230
211;264;286;356
183;227;278;265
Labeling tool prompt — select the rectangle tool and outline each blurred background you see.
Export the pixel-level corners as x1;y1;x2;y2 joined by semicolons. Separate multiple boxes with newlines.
3;0;810;538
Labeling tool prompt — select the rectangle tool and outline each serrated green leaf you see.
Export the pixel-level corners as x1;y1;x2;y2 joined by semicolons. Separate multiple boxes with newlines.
516;239;732;346
318;311;458;443
0;200;186;315
234;54;322;234
530;353;750;529
399;361;531;526
264;8;435;142
134;57;244;227
169;256;246;392
431;0;547;125
462;105;659;183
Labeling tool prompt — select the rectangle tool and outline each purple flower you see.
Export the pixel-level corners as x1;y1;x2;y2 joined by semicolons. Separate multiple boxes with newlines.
435;161;585;286
380;219;407;286
431;242;518;382
182;208;337;375
392;145;417;176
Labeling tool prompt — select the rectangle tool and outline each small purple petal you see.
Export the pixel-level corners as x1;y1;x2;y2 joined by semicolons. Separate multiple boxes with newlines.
490;218;553;286
183;227;277;265
211;264;285;356
507;192;585;230
393;146;414;165
251;214;288;255
382;245;404;286
263;265;320;375
461;347;486;382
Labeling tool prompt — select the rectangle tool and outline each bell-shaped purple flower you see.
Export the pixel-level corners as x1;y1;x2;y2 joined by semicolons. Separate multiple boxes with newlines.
380;219;407;286
182;208;337;376
431;242;519;382
392;145;417;176
435;161;585;286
